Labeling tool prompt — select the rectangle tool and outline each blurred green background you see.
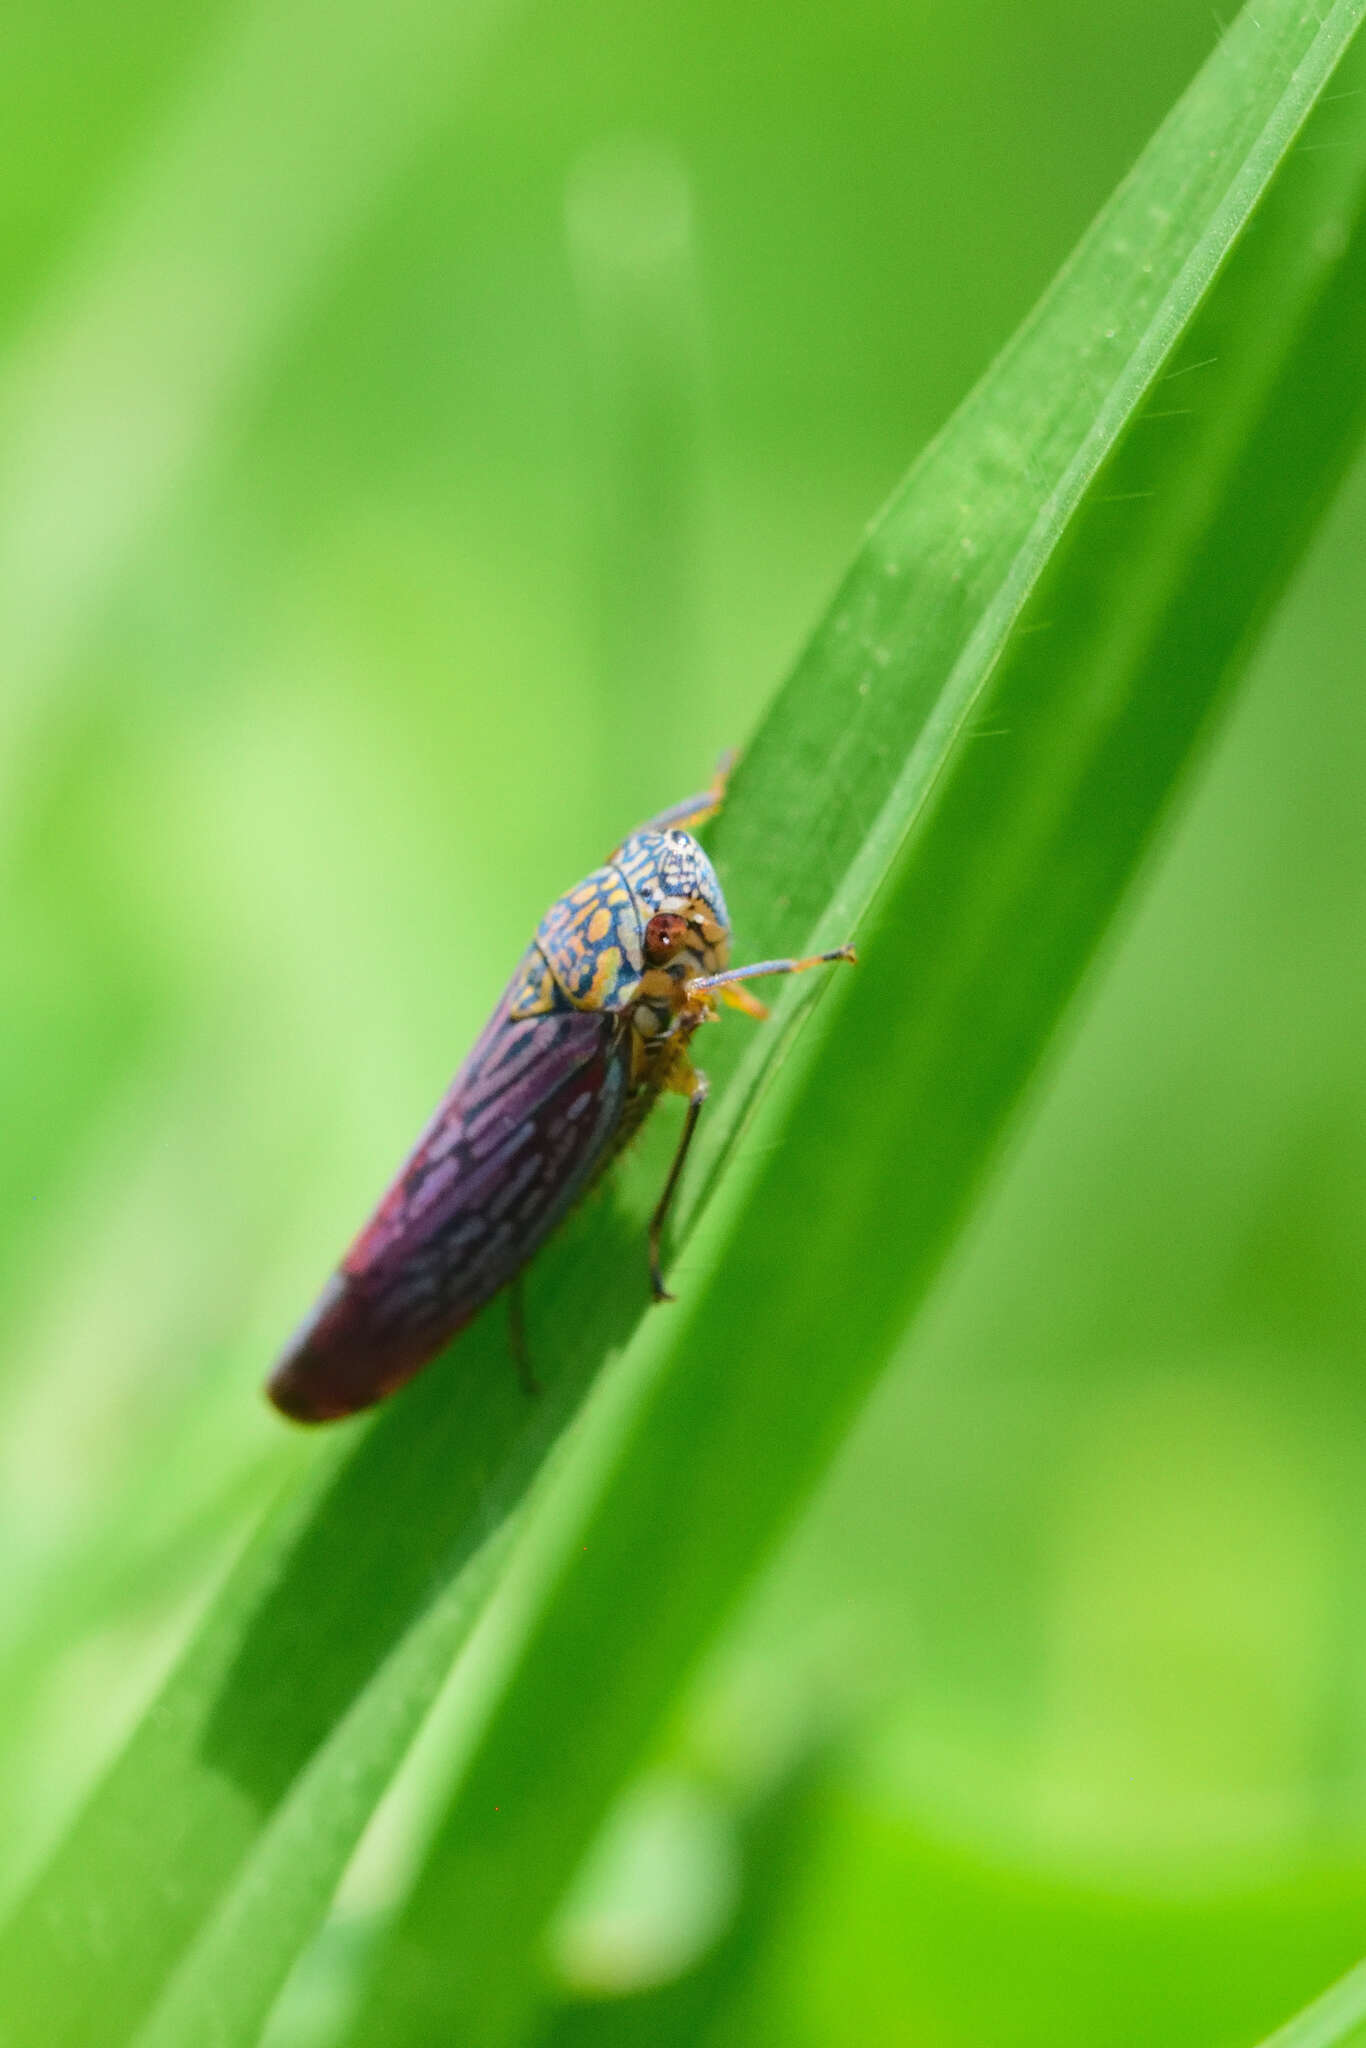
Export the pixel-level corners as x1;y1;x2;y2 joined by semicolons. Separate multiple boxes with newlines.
3;0;1365;2041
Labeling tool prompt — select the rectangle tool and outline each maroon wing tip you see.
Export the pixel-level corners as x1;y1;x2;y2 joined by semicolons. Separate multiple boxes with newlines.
266;1277;356;1423
265;1273;423;1425
265;1357;360;1426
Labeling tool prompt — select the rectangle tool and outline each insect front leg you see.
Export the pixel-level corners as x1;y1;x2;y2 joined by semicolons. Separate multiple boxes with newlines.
689;943;857;999
644;946;855;1303
649;1063;710;1304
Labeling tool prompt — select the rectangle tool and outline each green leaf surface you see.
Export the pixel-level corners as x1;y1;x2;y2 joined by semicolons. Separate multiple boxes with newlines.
3;2;1365;2044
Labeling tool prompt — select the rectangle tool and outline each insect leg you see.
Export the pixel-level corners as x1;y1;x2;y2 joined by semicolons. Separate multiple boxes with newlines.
689;944;857;997
508;1274;541;1396
649;1072;710;1304
635;751;734;836
718;981;769;1020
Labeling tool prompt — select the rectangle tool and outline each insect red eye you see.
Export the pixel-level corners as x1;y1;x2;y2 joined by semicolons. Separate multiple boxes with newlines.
644;913;688;964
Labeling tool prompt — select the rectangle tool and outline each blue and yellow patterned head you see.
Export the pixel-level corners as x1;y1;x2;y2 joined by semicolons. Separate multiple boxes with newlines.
512;828;731;1019
611;827;730;936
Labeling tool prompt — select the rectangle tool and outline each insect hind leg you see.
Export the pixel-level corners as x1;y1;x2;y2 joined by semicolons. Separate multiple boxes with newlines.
634;751;734;837
508;1275;541;1396
649;1072;709;1303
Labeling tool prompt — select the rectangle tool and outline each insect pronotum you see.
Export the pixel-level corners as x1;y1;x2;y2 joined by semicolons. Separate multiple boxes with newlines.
266;775;855;1422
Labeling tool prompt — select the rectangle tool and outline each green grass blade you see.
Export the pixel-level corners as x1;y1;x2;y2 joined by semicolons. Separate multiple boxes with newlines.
0;1265;645;2048
1257;1960;1366;2048
327;4;1366;2041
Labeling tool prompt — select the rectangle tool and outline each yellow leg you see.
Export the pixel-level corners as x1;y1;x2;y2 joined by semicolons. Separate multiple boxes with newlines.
720;981;769;1020
647;938;854;1300
636;750;735;837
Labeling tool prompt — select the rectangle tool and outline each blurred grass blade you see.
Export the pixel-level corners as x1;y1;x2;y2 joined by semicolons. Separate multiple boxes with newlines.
329;3;1366;2042
537;1752;839;2048
2;1;1364;2043
0;0;525;847
1257;1961;1366;2048
0;1270;645;2048
565;137;706;811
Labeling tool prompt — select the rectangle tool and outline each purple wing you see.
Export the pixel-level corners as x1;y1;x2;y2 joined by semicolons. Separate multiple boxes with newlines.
268;986;630;1422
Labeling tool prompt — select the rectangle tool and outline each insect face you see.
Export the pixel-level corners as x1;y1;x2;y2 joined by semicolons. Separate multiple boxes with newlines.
615;829;730;972
607;829;731;1049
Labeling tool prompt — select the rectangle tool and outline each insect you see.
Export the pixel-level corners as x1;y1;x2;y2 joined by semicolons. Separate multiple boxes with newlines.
266;776;855;1422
